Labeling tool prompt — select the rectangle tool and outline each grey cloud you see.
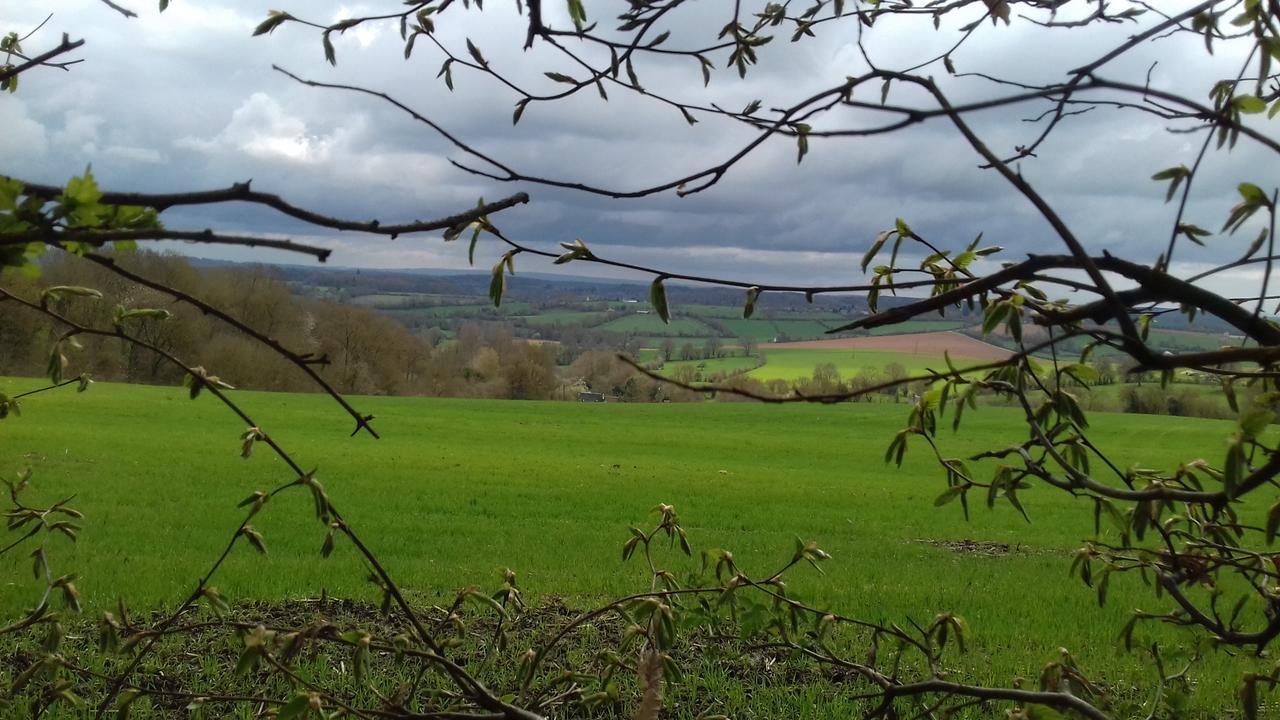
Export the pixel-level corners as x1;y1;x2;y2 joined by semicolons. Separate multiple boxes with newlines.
0;98;50;160
4;1;1276;292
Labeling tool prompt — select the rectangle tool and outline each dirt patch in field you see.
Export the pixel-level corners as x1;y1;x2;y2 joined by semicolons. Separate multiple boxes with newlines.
919;539;1024;556
769;331;1012;361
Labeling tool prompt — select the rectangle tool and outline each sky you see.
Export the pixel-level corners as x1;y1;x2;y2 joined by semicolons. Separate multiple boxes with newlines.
3;0;1278;301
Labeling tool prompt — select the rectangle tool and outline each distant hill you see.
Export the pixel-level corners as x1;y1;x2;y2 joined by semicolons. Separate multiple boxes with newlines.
190;257;1252;336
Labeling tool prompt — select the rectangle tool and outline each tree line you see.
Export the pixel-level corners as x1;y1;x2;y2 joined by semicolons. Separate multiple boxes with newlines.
0;251;563;400
0;251;1255;417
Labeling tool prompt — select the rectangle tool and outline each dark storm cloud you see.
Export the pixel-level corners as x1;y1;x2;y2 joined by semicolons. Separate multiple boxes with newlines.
3;1;1275;293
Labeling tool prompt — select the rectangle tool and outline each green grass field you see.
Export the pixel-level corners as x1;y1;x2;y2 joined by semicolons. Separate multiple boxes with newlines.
634;335;720;349
682;304;752;319
683;305;848;321
659;355;761;377
749;348;955;381
712;318;838;342
0;377;1268;712
867;319;967;335
597;314;713;336
382;301;533;319
349;293;487;309
518;310;609;327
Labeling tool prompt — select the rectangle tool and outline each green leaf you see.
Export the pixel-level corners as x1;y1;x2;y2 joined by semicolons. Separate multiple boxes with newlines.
438;58;454;90
743;286;761;319
544;72;577;84
47;346;67;384
202;586;231;616
277;694;312;720
41;286;102;304
1235;95;1267;114
1152;165;1189;202
861;231;889;273
1265;498;1280;545
1007;309;1022;342
1177;223;1212;245
113;308;173;325
794;123;810;164
321;526;337;558
1239;182;1268;204
0;177;23;211
252;11;292;36
489;260;506;308
649;276;671;324
115;688;142;720
1241;674;1259;720
624;59;643;91
1239;405;1274;438
1137;313;1152;341
237;490;269;513
509;98;529;128
240;526;268;554
66;170;101;204
1061;363;1097;385
442;220;469;242
933;485;965;507
322;32;336;65
982;301;1009;335
59;168;105;228
466;38;487;66
1224;436;1245;498
566;0;587;27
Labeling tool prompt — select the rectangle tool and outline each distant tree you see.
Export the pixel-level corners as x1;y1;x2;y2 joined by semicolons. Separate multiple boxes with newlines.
870;361;901;399
673;364;697;386
621;336;643;358
421;326;446;348
503;343;557;400
703;336;722;360
740;336;757;357
660;337;676;362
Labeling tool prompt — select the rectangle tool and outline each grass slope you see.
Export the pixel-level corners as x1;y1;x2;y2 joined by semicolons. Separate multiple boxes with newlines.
597;314;712;336
659;355;761;376
750;348;955;380
0;377;1264;709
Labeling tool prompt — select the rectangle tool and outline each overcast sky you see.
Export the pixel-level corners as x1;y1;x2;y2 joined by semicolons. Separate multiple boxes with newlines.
4;0;1277;299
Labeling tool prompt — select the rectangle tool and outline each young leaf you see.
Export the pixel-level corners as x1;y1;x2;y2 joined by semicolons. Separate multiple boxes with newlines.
794;123;810;163
466;38;488;66
252;11;292;36
40;286;102;305
322;31;336;65
1234;94;1267;114
649;276;671;323
743;286;761;319
861;231;889;272
489;260;506;307
934;485;965;507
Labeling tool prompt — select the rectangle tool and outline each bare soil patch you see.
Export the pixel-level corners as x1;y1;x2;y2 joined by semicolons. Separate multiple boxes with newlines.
919;539;1023;556
770;331;1013;361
